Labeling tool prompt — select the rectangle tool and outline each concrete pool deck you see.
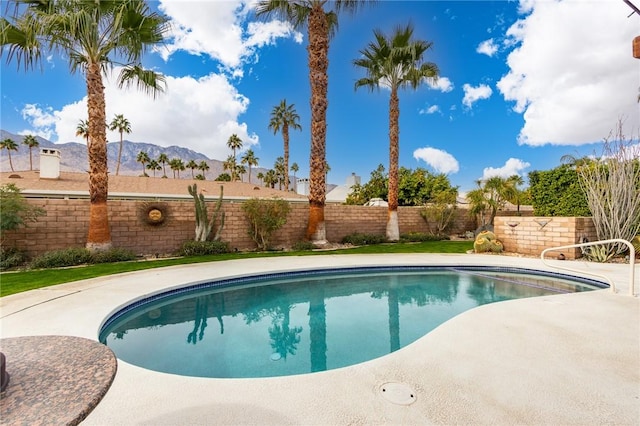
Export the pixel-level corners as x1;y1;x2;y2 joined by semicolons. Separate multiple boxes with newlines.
0;254;638;425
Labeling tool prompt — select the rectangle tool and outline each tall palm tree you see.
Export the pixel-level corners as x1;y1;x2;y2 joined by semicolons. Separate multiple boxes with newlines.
223;154;238;181
75;119;89;144
136;151;150;177
1;0;169;252
109;114;131;176
169;158;185;179
291;162;299;186
236;164;247;182
157;153;169;178
241;149;259;183
227;134;243;159
268;99;301;191
256;0;376;243
22;134;39;171
1;138;18;172
186;159;198;179
274;156;286;190
146;159;161;177
354;23;439;241
198;160;210;180
256;171;265;186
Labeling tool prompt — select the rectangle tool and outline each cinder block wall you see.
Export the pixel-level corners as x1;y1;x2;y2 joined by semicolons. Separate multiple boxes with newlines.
494;216;597;259
3;199;476;257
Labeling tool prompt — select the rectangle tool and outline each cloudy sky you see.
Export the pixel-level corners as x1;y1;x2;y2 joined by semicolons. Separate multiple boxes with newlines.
1;0;638;191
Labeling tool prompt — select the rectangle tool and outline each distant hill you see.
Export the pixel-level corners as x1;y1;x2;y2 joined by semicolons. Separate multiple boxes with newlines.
0;130;268;184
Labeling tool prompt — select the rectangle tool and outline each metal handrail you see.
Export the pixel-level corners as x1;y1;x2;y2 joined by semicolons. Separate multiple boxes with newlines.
540;238;636;296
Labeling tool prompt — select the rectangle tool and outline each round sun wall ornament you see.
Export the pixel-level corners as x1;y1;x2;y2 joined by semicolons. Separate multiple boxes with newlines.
138;202;170;226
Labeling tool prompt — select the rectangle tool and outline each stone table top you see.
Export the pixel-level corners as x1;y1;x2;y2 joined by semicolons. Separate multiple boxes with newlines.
0;336;117;426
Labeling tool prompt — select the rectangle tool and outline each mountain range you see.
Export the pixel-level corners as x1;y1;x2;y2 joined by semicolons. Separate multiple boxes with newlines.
0;130;265;183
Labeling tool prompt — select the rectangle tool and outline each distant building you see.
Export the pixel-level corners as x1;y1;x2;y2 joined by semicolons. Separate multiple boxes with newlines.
326;173;360;203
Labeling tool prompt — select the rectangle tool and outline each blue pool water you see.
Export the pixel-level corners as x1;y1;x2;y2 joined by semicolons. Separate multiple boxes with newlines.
99;266;604;378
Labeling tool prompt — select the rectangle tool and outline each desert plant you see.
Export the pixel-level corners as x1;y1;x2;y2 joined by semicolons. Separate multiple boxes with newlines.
30;248;93;269
188;184;225;242
420;191;457;237
341;233;387;246
1;184;46;237
178;241;230;257
0;247;28;270
473;230;503;253
291;240;316;251
399;232;444;242
90;248;137;264
242;198;291;251
574;121;640;258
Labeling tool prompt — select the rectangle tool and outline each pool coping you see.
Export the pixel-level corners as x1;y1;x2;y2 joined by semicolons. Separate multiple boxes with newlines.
1;254;638;425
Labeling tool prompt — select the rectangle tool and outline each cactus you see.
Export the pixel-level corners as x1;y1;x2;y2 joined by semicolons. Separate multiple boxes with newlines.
474;230;503;253
188;184;225;242
474;236;492;253
490;240;504;253
477;230;496;241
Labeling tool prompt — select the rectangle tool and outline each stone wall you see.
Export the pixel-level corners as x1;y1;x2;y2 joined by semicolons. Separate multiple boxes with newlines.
494;216;597;259
3;198;475;257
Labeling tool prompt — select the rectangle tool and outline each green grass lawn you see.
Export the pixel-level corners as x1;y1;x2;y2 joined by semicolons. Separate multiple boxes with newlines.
0;241;473;297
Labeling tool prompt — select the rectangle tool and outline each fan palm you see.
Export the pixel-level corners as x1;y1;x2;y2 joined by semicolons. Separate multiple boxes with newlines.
268;99;301;191
146;159;161;177
0;138;18;172
197;160;210;180
1;0;169;251
241;149;259;183
227;134;243;159
256;0;376;243
291;162;299;191
354;23;439;240
136;151;150;177
158;153;169;178
22;134;39;171
109;114;131;176
186;159;198;179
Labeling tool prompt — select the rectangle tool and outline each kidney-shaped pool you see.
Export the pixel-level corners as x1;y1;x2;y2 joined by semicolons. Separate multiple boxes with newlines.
99;266;605;378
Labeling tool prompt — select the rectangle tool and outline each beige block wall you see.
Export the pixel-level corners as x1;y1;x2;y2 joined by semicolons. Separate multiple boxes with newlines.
494;216;597;259
2;199;476;257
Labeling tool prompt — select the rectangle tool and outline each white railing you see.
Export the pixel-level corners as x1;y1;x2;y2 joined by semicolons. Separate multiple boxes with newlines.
540;238;636;296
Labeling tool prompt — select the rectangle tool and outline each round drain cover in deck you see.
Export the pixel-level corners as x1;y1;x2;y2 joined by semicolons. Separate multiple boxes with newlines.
379;381;417;405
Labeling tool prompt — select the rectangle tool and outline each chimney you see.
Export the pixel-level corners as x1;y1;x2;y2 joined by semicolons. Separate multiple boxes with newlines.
39;148;61;179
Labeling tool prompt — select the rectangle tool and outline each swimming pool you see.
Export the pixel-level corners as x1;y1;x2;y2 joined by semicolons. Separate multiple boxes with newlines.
99;266;605;378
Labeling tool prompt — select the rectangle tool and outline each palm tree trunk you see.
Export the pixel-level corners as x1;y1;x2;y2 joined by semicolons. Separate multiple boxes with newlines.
116;133;123;176
283;124;290;190
85;63;112;251
387;88;400;241
305;4;329;243
29;148;33;171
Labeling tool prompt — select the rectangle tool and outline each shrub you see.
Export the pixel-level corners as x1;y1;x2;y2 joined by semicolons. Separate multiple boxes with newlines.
400;232;444;242
341;233;387;245
0;183;46;233
178;240;230;256
30;247;92;269
291;240;316;251
242;198;291;251
0;246;28;270
90;248;138;264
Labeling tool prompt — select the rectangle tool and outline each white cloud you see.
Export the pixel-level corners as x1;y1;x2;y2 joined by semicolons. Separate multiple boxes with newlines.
462;83;492;108
413;147;459;174
481;158;530;180
476;38;498;57
497;0;639;146
31;68;258;160
419;105;441;115
426;76;454;93
158;0;301;71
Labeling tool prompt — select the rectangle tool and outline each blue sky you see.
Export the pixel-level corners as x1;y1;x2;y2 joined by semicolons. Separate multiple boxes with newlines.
1;0;639;192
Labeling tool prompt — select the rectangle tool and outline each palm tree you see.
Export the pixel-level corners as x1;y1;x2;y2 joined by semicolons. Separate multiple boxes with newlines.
257;171;265;186
241;149;259;183
1;138;18;172
158;153;169;178
354;23;439;241
136;151;150;177
291;162;299;191
169;158;185;179
256;0;376;243
264;169;277;188
227;134;243;159
76;119;90;144
268;99;301;191
22;134;39;171
274;156;286;190
197;160;210;180
1;1;169;252
236;164;247;182
109;114;132;176
223;155;238;181
146;159;161;177
186;160;198;179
